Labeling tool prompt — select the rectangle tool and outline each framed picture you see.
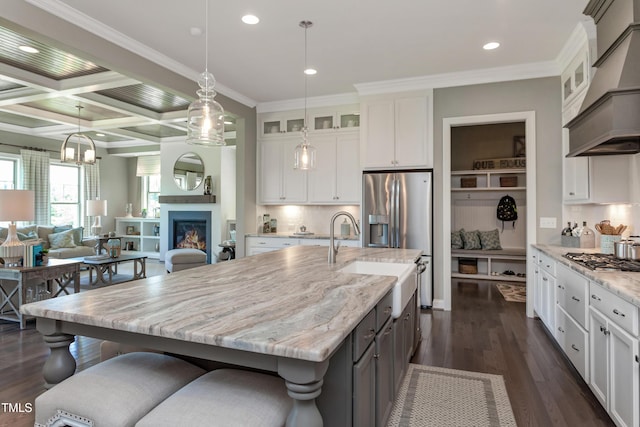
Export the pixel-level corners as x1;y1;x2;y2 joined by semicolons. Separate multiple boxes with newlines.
126;226;135;235
513;136;526;157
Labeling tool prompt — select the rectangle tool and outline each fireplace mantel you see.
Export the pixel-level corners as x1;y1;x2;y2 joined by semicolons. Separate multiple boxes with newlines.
159;195;216;204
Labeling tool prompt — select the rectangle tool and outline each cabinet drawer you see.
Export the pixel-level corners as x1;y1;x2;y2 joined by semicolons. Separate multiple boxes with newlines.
376;291;393;332
246;237;299;248
538;252;556;276
556;264;589;329
590;283;639;337
353;309;376;362
555;305;588;380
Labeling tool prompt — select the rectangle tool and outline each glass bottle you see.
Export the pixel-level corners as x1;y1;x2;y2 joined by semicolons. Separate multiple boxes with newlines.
580;221;595;248
561;222;573;236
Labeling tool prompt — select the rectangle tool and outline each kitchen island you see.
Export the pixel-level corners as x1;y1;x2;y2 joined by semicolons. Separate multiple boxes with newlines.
21;245;421;426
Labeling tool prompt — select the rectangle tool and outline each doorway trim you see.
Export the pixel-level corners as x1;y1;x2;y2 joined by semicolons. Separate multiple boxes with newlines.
441;111;536;317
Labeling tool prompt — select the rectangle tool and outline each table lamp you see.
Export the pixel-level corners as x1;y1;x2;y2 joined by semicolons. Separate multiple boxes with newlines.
0;190;35;267
86;199;107;237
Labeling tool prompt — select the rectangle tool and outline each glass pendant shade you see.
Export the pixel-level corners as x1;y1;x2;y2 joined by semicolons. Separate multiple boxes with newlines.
186;71;225;146
294;129;316;170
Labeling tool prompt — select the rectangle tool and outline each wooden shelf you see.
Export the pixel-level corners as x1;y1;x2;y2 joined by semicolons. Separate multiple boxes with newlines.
452;272;526;283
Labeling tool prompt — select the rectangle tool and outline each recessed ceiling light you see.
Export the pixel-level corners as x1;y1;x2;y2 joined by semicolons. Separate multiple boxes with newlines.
95;133;105;137
242;15;260;25
304;68;317;75
483;42;500;50
18;45;39;54
224;120;233;125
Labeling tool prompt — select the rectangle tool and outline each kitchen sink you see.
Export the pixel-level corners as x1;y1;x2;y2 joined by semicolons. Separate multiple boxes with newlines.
338;261;416;318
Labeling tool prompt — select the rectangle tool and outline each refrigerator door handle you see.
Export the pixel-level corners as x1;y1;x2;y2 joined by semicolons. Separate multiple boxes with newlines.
394;178;400;248
389;178;396;248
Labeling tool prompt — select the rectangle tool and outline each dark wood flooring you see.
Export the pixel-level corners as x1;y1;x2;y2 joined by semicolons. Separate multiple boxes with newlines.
412;279;614;426
1;278;613;426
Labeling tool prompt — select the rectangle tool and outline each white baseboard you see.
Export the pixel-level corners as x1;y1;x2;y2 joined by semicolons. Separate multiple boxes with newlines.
431;298;447;310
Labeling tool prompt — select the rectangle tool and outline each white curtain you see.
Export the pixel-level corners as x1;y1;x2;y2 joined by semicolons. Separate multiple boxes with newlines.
21;149;50;225
84;161;100;236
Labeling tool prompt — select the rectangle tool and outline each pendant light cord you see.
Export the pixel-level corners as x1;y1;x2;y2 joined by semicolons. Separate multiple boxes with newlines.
205;0;209;75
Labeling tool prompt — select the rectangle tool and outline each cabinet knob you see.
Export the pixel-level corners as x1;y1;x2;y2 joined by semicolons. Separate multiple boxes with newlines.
591;294;601;301
569;192;575;196
571;296;580;302
571;344;579;352
558;326;565;333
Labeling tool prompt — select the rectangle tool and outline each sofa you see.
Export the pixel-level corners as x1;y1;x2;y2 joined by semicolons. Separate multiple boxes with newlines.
0;224;96;259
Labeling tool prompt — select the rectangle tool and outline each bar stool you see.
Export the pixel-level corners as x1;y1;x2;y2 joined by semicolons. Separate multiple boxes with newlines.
34;352;206;427
135;369;292;426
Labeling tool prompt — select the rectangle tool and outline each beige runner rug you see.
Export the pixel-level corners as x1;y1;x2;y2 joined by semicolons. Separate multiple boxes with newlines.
496;283;526;303
387;364;517;427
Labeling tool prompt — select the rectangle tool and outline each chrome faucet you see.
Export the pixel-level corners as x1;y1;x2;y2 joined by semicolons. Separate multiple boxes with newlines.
329;211;360;264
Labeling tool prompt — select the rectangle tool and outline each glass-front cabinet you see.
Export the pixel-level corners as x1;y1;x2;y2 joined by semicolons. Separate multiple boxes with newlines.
310;105;360;132
260;112;305;138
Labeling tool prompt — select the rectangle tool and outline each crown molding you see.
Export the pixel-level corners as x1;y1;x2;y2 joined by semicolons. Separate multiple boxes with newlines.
26;0;257;108
354;61;561;96
257;92;360;114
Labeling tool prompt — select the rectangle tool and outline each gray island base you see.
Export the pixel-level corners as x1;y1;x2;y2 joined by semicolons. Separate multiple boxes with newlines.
22;246;421;426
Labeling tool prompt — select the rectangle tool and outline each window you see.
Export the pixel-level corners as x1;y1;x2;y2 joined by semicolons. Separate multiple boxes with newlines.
0;158;16;189
143;175;161;217
50;164;80;226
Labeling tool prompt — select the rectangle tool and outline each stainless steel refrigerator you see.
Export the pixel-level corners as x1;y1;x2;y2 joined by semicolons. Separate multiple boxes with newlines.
363;170;433;308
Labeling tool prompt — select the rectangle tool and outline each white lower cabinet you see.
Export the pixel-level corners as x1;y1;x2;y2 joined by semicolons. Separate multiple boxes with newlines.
245;237;299;256
555;305;589;380
588;283;640;427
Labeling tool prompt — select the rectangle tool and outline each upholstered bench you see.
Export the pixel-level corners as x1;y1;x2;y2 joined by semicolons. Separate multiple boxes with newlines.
135;369;293;427
164;248;207;273
34;352;206;427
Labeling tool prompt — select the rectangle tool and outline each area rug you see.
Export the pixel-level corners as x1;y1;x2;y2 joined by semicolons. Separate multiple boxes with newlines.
495;283;526;303
387;364;517;427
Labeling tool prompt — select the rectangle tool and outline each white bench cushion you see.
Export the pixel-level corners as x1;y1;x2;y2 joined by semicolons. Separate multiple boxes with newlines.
136;369;292;427
35;352;206;427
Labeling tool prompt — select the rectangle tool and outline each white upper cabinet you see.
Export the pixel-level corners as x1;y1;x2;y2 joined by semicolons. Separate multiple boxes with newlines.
258;138;307;204
307;133;360;204
309;105;360;133
260;111;305;138
361;92;433;169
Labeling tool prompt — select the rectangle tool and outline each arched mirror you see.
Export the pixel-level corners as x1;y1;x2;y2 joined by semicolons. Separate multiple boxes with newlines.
173;152;204;191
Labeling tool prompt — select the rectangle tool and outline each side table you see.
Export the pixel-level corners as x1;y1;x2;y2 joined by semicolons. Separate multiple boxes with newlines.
1;258;81;329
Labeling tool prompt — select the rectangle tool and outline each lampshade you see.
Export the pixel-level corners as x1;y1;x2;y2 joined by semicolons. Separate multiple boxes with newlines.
86;199;107;216
0;190;35;267
0;190;35;222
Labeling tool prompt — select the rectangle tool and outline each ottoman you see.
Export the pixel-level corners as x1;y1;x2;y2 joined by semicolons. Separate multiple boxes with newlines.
35;352;206;427
165;248;207;272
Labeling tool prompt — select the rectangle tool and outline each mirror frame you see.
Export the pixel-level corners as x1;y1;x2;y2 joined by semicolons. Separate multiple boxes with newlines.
173;152;205;191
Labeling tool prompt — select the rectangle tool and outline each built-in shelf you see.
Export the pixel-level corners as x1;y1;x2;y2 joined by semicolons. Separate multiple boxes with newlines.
158;194;216;204
451;168;526;192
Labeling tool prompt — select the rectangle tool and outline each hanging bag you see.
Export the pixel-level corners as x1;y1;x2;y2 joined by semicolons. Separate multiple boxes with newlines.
497;195;517;231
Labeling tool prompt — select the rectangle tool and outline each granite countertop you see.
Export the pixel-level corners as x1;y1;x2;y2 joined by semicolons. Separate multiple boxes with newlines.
21;246;421;362
246;232;360;241
534;244;640;308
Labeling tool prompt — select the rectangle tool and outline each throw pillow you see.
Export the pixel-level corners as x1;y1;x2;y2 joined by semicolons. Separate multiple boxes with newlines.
451;230;463;249
69;227;84;246
53;224;73;233
479;229;502;250
17;224;37;235
460;229;482;250
48;230;77;249
17;231;38;241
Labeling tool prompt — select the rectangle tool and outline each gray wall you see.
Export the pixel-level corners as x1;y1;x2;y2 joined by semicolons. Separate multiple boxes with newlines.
433;76;563;302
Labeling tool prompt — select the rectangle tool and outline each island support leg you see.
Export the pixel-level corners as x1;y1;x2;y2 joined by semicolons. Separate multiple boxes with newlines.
42;333;76;389
279;359;329;427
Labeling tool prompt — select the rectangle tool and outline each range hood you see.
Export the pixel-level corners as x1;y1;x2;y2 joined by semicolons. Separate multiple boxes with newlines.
566;0;640;157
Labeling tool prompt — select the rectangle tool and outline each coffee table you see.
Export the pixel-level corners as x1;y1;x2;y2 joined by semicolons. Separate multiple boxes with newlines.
74;254;147;287
0;258;81;329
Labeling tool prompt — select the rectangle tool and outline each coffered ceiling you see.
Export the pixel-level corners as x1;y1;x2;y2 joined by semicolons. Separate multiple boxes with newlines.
0;0;590;152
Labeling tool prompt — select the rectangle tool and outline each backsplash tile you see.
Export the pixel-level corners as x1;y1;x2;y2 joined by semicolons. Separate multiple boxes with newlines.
256;205;360;236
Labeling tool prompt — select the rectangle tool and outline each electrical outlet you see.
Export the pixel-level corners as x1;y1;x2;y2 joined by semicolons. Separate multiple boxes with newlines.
539;217;557;228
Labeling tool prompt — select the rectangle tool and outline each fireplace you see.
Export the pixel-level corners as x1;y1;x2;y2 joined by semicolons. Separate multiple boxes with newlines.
168;211;212;263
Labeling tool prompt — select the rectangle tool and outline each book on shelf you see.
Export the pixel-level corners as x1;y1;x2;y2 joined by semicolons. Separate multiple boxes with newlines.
22;242;43;267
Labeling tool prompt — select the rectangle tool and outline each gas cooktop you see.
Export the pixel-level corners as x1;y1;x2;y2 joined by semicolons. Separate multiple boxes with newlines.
564;252;640;272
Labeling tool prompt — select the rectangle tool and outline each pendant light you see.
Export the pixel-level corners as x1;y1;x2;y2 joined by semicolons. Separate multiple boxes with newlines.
294;20;316;170
186;0;225;146
60;104;96;165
